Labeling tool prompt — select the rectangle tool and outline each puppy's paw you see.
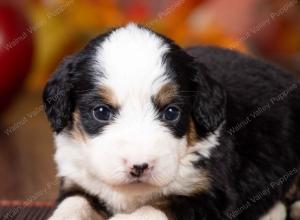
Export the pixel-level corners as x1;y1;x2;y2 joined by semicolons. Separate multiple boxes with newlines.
48;212;103;220
108;214;131;220
48;216;81;220
48;196;104;220
259;202;286;220
290;201;300;220
109;206;168;220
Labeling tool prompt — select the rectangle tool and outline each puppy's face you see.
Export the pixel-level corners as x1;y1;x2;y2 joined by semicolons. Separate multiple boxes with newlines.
44;24;225;196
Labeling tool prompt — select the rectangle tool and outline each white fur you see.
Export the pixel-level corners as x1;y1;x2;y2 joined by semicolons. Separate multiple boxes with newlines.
108;206;168;220
48;196;104;220
290;201;300;220
259;202;286;220
53;23;220;215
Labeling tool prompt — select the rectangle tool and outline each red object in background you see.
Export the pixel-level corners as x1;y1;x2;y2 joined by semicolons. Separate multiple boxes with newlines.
0;5;34;113
124;0;150;22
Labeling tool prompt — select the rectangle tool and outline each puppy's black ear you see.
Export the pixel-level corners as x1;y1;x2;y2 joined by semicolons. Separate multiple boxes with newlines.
191;64;226;135
43;56;75;133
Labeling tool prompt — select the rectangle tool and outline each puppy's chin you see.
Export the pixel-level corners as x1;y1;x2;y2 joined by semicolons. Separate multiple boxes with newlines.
102;174;175;196
112;181;159;195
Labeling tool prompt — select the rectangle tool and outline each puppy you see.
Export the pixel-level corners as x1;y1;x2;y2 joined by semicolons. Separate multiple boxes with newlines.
43;23;300;220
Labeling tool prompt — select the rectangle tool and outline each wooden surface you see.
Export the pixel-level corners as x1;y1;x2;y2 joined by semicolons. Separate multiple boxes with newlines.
0;203;53;220
0;90;58;202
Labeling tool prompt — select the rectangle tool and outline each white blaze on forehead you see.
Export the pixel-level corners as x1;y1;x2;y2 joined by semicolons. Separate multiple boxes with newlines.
95;23;170;104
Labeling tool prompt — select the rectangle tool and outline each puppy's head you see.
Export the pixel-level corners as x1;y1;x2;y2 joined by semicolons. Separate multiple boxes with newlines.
43;24;226;195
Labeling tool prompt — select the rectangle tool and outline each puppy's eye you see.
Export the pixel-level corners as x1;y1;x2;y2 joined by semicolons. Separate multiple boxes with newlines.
93;105;113;122
162;105;181;122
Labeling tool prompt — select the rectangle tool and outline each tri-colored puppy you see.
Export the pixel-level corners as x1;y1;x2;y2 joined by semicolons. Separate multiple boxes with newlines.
44;24;300;220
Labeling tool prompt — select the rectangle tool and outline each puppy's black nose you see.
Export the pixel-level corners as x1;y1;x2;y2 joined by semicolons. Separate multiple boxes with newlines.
130;163;149;178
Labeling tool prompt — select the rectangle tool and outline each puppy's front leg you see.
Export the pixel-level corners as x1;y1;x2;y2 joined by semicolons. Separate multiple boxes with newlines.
109;206;168;220
49;196;104;220
259;202;287;220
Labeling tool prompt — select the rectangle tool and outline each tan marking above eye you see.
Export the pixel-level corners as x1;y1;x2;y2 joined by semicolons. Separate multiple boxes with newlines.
99;86;119;108
154;83;178;108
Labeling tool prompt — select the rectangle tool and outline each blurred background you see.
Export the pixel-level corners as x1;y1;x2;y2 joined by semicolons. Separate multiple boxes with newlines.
0;0;300;204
